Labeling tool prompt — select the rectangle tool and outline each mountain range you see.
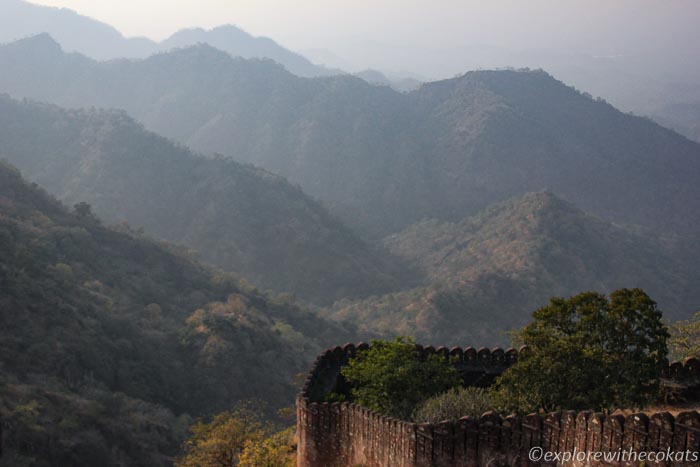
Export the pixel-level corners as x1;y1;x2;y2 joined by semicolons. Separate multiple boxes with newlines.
1;35;699;240
0;0;335;77
5;0;700;143
0;12;699;464
0;94;413;305
328;192;700;344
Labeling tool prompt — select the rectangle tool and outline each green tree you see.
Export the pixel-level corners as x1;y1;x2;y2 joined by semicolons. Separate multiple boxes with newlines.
341;337;462;419
492;289;669;413
238;427;295;467
176;404;295;467
177;406;265;467
73;201;97;221
670;311;700;361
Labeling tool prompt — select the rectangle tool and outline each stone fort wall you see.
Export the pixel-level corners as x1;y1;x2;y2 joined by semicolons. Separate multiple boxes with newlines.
296;343;700;466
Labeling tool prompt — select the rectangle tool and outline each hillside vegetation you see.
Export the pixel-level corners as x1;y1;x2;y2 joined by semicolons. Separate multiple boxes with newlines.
0;27;698;467
1;36;699;237
328;193;700;344
0;94;413;305
0;159;356;465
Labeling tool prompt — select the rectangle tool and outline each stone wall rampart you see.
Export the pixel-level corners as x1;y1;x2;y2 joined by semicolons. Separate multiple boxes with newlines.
297;343;700;466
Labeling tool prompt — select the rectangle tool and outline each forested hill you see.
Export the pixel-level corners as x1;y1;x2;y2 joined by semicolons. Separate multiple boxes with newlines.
1;35;699;238
328;192;700;344
0;95;413;305
0;159;355;464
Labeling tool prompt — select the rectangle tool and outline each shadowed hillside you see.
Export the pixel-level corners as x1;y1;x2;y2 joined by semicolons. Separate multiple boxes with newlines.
0;95;414;305
327;192;700;344
0;160;355;465
0;36;698;238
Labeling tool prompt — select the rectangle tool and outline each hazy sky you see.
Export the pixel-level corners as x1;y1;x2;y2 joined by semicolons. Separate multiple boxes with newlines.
28;1;700;76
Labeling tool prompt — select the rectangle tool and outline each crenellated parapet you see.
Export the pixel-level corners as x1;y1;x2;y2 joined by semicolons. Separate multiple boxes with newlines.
300;343;526;406
297;343;700;467
662;357;700;400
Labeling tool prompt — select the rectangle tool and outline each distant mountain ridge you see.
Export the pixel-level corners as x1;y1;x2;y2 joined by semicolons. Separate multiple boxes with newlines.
0;94;414;304
353;69;422;92
328;192;700;344
1;35;698;239
5;1;699;141
2;3;698;465
160;25;340;77
0;0;157;59
0;0;335;77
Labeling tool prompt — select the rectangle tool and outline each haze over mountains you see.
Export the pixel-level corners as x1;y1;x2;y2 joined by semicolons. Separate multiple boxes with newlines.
0;94;412;305
0;2;699;464
1;38;698;345
652;102;700;144
329;192;700;344
5;0;699;142
1;35;699;240
354;44;700;142
6;0;700;142
0;0;335;77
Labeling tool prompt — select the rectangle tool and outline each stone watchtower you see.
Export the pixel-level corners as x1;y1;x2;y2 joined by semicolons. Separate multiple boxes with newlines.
296;343;700;467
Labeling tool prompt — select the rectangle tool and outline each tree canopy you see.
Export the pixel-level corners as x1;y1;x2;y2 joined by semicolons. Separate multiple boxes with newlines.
670;311;700;361
493;289;669;413
177;405;294;467
340;337;462;419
